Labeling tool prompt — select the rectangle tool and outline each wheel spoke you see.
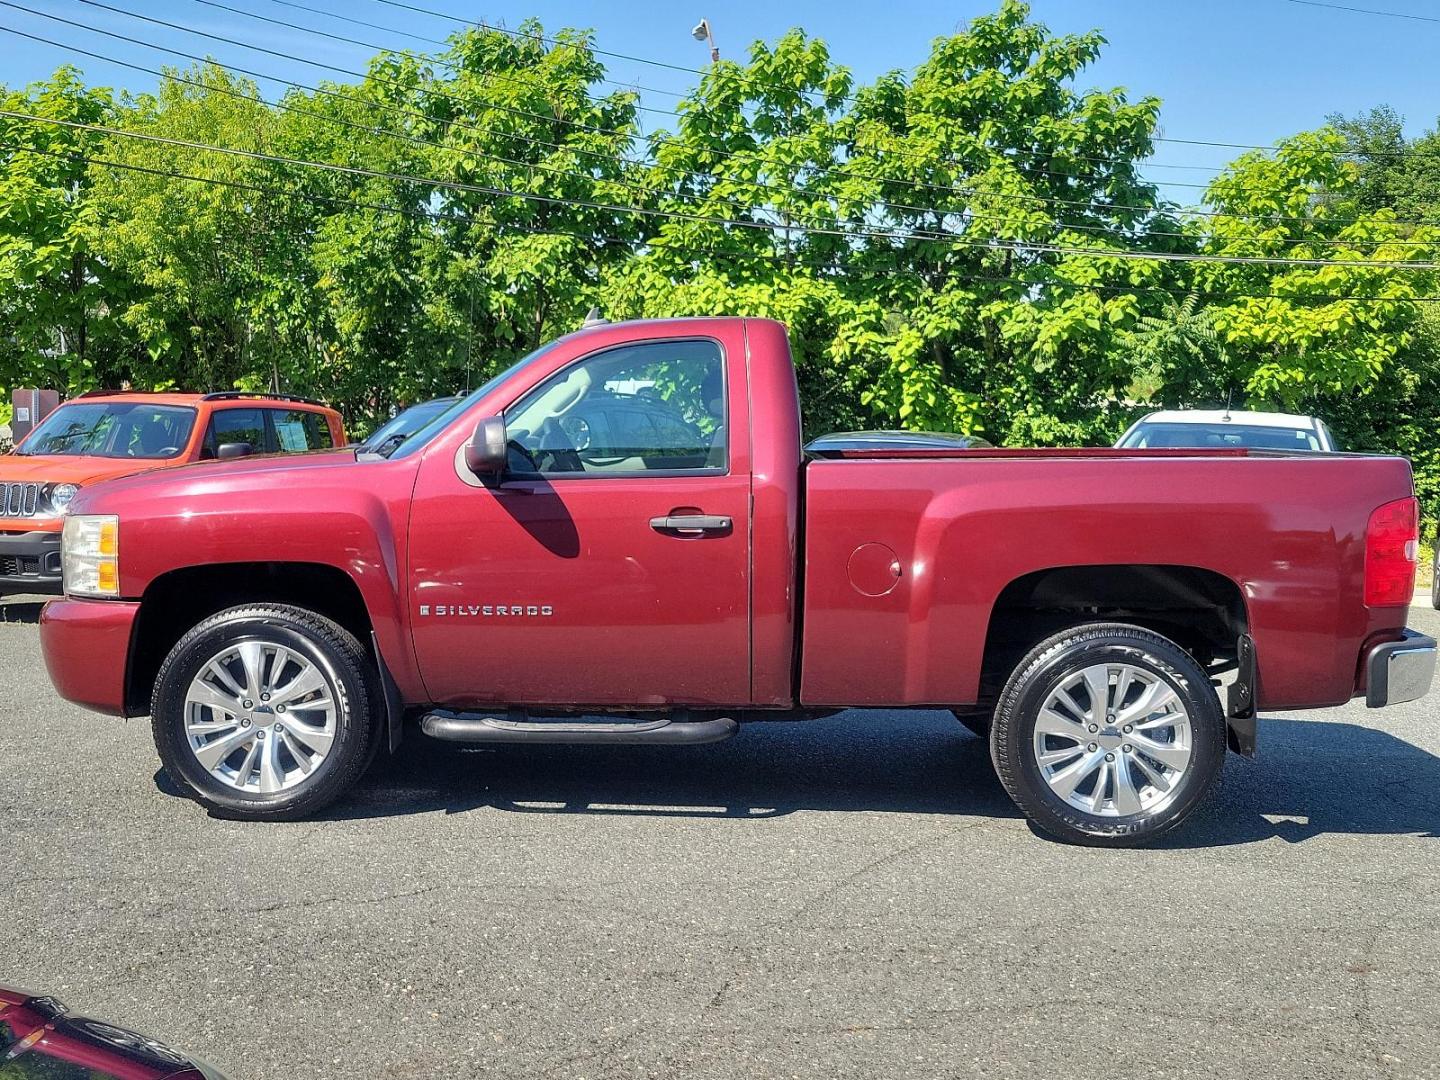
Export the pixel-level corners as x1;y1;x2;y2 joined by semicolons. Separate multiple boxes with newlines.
1081;665;1112;720
1112;755;1144;815
205;659;246;699
230;739;261;787
1089;758;1110;811
1118;681;1178;726
1112;666;1136;716
193;726;254;771
1127;749;1172;792
1131;734;1191;771
271;665;327;707
188;681;244;719
284;723;334;758
278;729;314;774
1034;708;1085;739
257;736;285;794
1037;744;1084;768
236;642;266;701
1053;685;1088;723
1049;749;1106;799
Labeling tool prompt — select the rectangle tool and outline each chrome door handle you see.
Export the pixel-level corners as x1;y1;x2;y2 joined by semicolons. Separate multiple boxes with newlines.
649;514;733;533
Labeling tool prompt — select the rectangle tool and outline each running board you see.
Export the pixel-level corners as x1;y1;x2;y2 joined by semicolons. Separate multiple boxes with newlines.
419;710;739;746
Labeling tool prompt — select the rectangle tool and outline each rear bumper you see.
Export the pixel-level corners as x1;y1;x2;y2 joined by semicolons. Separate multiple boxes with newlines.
39;598;141;716
0;529;62;594
1365;629;1437;708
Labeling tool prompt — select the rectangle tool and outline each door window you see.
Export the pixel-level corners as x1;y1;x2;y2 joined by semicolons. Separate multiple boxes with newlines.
271;409;334;452
504;340;725;476
204;408;267;458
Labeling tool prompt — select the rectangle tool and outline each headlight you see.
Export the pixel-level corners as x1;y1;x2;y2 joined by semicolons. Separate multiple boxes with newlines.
48;483;80;513
62;514;120;598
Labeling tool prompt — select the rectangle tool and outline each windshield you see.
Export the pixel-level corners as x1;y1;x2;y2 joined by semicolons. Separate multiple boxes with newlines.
363;397;465;457
386;342;564;461
1119;422;1322;451
19;401;198;459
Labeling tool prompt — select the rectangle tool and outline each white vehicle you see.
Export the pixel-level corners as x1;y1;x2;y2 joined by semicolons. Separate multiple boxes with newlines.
1115;409;1341;452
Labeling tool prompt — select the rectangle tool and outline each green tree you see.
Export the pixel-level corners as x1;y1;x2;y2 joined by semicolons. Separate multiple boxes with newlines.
0;68;125;398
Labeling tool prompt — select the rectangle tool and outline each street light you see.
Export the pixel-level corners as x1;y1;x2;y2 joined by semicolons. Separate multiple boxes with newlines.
691;17;719;63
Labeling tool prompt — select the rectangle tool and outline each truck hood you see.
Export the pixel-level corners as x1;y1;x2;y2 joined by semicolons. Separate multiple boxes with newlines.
66;448;362;512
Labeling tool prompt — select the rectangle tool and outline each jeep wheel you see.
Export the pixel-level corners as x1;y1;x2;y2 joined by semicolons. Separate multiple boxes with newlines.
990;622;1226;847
151;604;380;821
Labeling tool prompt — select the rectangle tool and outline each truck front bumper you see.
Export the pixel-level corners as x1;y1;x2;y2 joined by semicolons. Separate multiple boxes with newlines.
40;598;141;716
0;529;62;595
1365;629;1438;708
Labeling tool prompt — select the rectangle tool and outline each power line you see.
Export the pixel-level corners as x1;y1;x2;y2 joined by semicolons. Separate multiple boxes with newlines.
261;0;1236;182
14;22;1440;253
65;0;1177;214
178;0;1227;195
184;0;683;118
22;2;1438;233
9;138;1437;304
0;17;1159;244
360;0;1416;163
1281;0;1440;24
6;109;1440;270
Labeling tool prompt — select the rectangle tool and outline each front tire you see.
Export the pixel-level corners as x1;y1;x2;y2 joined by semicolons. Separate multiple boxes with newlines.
151;604;380;821
990;623;1226;847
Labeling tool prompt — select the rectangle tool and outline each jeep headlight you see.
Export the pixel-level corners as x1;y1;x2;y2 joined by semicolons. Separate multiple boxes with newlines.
49;483;80;512
62;515;120;598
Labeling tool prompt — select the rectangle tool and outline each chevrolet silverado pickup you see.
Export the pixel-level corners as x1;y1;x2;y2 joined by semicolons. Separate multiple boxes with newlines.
38;318;1437;845
1;391;344;596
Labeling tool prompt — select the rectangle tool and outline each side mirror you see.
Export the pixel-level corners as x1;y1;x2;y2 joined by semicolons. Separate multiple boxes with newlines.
216;441;254;460
464;416;508;479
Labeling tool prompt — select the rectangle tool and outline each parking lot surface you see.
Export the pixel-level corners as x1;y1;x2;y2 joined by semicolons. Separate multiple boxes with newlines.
3;596;1439;1079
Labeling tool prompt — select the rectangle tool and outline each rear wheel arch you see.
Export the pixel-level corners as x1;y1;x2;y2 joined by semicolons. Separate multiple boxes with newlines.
979;563;1251;702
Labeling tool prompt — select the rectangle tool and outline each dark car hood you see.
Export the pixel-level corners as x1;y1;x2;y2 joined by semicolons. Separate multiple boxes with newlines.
0;986;226;1078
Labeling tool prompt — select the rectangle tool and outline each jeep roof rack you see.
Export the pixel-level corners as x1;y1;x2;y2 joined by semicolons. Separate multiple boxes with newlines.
200;391;327;407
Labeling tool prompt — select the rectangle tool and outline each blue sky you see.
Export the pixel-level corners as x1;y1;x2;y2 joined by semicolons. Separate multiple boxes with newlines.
3;0;1438;203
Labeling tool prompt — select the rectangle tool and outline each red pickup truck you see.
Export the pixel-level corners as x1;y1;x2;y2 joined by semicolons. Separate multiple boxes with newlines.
38;318;1436;845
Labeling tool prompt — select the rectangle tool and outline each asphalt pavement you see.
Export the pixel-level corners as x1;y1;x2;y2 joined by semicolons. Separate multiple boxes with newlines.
3;597;1439;1080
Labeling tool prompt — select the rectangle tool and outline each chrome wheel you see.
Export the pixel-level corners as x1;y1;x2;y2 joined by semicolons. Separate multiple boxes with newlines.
183;640;338;793
1032;662;1193;818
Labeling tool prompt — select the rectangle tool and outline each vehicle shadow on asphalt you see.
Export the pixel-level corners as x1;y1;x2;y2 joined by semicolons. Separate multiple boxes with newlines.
0;600;43;624
280;711;1440;847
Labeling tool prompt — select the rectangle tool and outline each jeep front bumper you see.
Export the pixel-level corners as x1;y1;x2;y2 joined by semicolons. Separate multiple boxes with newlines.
0;529;62;594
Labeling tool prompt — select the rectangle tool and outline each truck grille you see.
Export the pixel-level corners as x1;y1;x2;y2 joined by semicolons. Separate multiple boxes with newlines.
0;482;41;518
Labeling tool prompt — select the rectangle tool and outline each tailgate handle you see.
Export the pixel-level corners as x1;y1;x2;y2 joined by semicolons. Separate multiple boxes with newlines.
649;514;732;534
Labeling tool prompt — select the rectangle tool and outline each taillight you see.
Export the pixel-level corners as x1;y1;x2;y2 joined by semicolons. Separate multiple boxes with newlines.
1364;496;1419;607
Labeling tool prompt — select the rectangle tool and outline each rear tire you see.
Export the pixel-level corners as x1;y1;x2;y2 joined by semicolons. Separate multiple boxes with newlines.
990;622;1226;847
151;604;380;821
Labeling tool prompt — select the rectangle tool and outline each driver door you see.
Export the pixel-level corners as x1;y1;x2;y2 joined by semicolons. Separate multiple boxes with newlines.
407;333;752;709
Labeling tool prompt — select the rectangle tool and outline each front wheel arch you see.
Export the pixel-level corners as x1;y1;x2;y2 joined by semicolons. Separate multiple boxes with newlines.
127;562;376;716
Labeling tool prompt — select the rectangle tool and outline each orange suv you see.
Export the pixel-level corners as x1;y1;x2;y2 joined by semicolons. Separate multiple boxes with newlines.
1;391;344;596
